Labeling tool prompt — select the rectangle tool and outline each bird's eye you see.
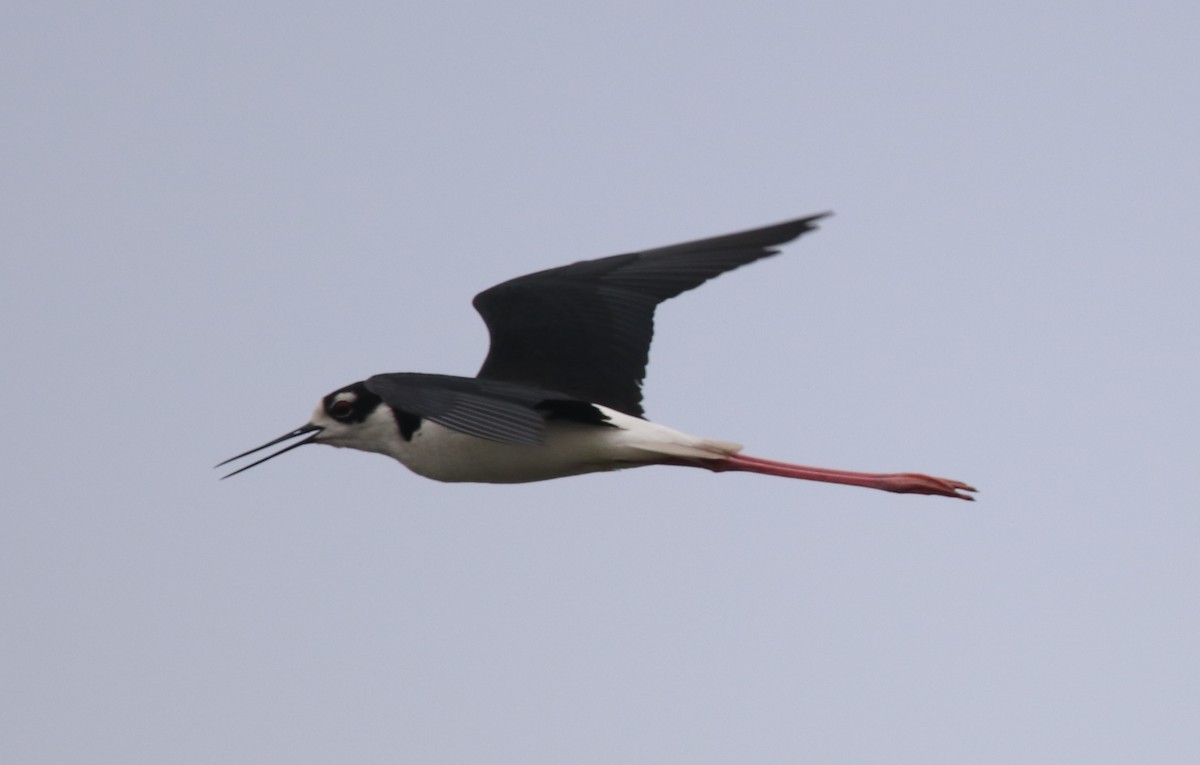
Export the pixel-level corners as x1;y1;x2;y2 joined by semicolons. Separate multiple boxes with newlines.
329;399;354;420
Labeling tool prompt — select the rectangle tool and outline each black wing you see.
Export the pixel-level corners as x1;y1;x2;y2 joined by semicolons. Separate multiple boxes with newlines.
364;373;601;446
472;213;831;416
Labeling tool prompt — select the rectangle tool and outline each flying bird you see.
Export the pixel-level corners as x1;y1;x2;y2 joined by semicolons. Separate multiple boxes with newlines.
219;213;975;500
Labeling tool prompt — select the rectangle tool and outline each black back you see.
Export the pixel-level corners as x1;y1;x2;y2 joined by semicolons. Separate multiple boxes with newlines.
364;373;602;446
472;213;830;416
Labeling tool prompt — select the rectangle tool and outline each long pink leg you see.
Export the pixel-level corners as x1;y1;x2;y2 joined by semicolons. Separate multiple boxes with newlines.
674;453;976;500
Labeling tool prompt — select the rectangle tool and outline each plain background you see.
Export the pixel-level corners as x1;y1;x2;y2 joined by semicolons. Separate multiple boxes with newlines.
3;2;1197;763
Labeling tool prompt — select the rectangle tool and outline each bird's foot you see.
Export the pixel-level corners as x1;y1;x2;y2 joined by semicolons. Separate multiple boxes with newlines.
881;473;977;500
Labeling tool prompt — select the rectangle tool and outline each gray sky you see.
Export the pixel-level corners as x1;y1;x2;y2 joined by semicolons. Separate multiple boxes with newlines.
3;2;1197;763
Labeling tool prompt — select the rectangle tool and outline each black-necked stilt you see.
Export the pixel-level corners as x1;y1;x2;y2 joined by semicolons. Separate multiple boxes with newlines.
219;214;975;500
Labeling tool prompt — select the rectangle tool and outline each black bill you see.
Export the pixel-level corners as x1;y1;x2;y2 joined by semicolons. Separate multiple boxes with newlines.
216;424;323;479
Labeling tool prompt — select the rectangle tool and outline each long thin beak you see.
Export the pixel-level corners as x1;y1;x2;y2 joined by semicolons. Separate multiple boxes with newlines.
216;424;323;479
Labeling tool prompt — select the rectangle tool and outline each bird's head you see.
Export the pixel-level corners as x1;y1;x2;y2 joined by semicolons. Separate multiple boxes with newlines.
216;382;397;478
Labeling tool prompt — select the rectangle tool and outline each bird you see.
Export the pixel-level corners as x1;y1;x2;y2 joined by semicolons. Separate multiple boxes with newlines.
218;213;975;500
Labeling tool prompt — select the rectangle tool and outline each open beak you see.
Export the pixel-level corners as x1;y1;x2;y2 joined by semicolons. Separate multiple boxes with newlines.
216;424;323;479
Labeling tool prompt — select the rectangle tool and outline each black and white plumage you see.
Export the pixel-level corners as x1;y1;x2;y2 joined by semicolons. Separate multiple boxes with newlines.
219;214;975;500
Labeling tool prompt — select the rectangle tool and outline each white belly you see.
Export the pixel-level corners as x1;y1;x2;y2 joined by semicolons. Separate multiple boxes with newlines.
376;407;742;484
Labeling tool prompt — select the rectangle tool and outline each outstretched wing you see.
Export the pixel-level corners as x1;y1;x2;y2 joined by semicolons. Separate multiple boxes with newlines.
365;373;602;446
472;213;830;416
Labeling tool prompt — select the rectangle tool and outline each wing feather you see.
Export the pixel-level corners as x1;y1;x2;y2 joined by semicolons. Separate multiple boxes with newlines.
365;373;594;446
472;213;830;416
